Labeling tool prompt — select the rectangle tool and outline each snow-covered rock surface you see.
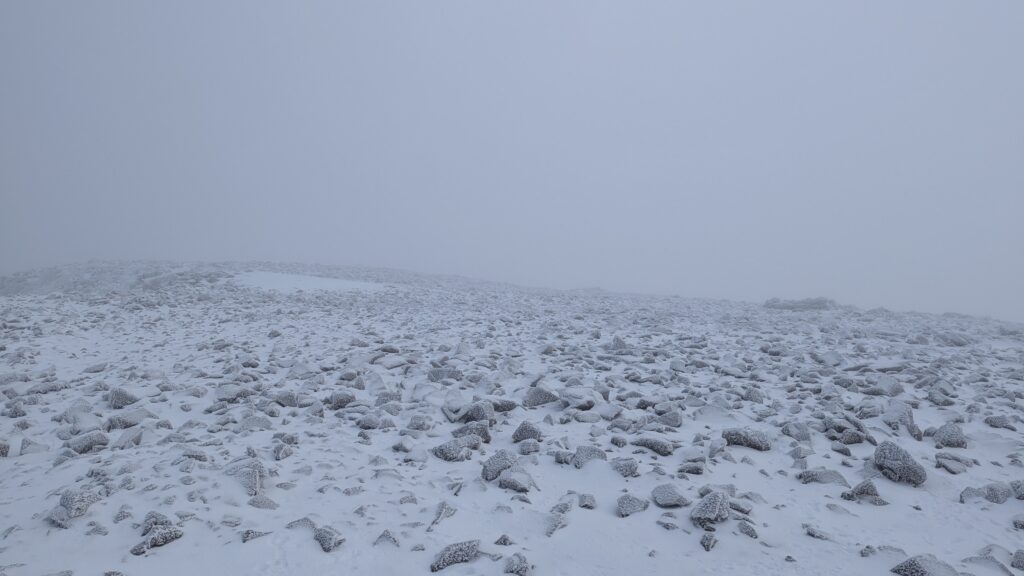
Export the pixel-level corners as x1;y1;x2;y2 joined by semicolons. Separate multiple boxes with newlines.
1;261;1023;575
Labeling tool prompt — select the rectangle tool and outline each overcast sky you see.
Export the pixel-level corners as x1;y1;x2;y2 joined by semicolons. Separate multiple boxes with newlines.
1;2;1022;321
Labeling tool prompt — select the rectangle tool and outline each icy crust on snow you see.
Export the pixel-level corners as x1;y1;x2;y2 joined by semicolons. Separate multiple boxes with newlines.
0;262;1023;575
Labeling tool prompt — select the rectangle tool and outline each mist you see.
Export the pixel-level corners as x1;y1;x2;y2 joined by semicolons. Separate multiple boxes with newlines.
2;1;1022;321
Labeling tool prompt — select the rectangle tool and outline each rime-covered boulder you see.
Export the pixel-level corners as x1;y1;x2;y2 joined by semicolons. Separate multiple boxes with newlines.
453;421;491;443
874;441;926;487
631;436;674;456
65;431;109;454
960;482;1013;504
610;457;639;477
130;512;183;555
313;526;345;552
691;491;730;529
481;449;517;481
430;540;480;572
841;479;889;506
797;467;850;488
505;552;531;576
651;484;690;508
722;428;771;451
325;391;356;410
523;387;559;408
497;467;535;493
616;494;649;517
932;423;967;449
985;415;1017;431
571;445;607;469
431;435;481;462
890;554;958;576
108;387;139;409
512;421;542;443
46;490;102;528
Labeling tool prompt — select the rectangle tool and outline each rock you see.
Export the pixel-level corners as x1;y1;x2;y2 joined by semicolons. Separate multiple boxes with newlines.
841;479;889;505
428;367;463;382
458;401;495;425
738;521;758;539
47;490;102;528
985;415;1017;431
373;529;400;547
482;449;517;481
651;484;690;508
874;441;926;486
130;525;183;555
571;445;607;469
108;387;139;409
617;494;649;517
578;494;596;509
512;421;542;443
890;554;958;576
610;457;638;477
932;423;967;449
325;391;356;410
935;456;967;475
452;421;491;443
428;501;457;532
430;540;480;572
722;428;771;451
797;467;850;488
700;532;717;551
960;482;1013;504
523;387;559;408
1012;550;1024;570
431;435;481;462
803;524;830;540
20;437;49;455
782;422;812;442
505;552;531;576
248;495;279;509
313;526;345;552
241;530;270;543
65;431;109;454
632;436;674;456
518;439;540;455
498;468;535;493
691;491;730;529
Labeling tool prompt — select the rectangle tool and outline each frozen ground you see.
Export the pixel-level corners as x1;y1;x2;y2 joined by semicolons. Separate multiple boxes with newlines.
1;262;1023;576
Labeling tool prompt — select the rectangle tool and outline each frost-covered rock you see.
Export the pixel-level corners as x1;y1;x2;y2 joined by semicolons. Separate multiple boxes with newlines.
431;435;481;462
571;445;607;469
722;428;771;451
874;441;926;487
108;387;139;409
691;491;730;529
482;449;517;481
617;494;649;517
430;540;480;572
651;484;690;508
632;436;674;456
890;554;958;576
932;423;967;449
523;387;559;408
65;431;109;454
512;421;542;443
797;467;850;488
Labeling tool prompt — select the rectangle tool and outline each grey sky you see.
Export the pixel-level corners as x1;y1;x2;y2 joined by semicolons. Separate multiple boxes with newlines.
2;2;1022;321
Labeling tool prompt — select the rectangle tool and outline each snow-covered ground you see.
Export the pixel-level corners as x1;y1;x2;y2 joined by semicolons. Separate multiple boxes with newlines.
1;262;1022;576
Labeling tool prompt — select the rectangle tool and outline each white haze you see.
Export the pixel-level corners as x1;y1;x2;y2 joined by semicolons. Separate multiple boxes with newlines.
1;1;1022;321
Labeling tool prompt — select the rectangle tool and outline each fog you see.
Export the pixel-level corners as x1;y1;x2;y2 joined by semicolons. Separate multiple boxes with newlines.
2;2;1022;321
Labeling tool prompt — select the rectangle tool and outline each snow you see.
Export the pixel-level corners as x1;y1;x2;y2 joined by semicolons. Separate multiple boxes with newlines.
0;262;1022;576
234;270;385;294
